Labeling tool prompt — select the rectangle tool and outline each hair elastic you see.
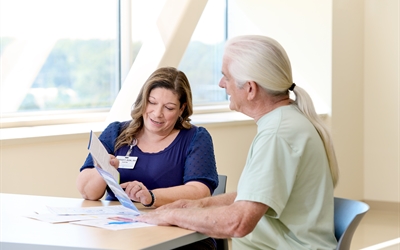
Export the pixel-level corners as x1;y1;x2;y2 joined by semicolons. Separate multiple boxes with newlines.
289;83;296;91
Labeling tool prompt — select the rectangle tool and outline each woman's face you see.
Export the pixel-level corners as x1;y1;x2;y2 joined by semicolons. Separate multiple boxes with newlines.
143;87;184;135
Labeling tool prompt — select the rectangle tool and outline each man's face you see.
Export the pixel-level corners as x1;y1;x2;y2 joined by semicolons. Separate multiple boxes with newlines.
219;57;247;112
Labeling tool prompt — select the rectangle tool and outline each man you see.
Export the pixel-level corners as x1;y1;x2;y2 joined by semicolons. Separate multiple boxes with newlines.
137;35;339;250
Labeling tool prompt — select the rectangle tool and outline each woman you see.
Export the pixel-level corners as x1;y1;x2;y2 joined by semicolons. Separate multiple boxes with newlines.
77;67;219;209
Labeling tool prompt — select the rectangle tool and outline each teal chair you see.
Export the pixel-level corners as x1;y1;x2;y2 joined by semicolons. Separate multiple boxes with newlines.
334;197;370;250
213;175;229;250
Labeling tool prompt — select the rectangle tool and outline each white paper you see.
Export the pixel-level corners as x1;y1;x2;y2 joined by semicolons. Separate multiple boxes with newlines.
25;212;154;230
70;215;154;230
88;131;120;182
47;205;139;216
24;213;106;223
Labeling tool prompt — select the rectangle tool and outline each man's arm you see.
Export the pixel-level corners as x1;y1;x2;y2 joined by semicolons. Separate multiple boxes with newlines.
157;192;237;210
137;198;269;239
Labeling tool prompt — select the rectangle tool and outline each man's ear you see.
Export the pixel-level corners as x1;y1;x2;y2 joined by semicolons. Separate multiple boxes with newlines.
246;81;258;100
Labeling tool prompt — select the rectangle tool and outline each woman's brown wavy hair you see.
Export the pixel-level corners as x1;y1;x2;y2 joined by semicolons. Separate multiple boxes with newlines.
114;67;193;151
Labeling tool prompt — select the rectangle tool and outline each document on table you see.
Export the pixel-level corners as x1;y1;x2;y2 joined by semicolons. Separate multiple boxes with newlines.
25;213;106;223
47;205;139;215
70;215;154;230
88;131;140;214
25;208;153;230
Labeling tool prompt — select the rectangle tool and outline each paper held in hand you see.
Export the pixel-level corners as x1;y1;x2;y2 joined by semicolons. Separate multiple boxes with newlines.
88;131;140;214
88;131;120;181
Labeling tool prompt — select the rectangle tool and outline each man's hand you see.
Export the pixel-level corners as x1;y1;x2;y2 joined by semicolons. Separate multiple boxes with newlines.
136;209;175;226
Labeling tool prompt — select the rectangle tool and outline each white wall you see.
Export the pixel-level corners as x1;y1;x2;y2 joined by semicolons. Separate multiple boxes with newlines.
0;122;256;198
331;0;365;199
229;0;332;114
363;0;400;202
1;134;89;198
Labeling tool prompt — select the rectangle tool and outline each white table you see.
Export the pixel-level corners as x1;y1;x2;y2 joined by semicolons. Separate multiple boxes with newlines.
0;193;207;250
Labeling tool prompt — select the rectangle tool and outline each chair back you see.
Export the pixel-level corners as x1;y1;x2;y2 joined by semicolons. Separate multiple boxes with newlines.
334;197;369;250
214;175;229;250
214;175;227;195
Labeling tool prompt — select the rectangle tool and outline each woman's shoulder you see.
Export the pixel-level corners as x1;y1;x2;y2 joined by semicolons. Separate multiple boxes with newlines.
101;120;130;138
104;120;130;130
178;126;213;143
195;125;212;135
180;125;211;135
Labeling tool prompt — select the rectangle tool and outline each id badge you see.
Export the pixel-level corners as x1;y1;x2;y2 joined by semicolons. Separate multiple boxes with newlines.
117;156;138;169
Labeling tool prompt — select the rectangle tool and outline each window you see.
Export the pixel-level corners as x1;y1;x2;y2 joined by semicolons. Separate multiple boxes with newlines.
127;0;228;106
178;0;227;105
0;0;119;115
0;0;227;128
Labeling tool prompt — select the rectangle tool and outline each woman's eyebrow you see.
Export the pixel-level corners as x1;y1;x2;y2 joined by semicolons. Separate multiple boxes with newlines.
149;96;178;106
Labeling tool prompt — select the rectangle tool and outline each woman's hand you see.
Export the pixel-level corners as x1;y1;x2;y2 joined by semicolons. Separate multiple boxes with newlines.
120;181;153;206
109;155;119;169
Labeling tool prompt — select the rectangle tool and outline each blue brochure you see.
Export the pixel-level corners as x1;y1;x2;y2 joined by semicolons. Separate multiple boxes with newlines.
88;130;140;214
94;166;140;214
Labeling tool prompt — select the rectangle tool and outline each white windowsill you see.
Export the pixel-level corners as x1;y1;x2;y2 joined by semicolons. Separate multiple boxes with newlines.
0;102;328;145
0;111;255;145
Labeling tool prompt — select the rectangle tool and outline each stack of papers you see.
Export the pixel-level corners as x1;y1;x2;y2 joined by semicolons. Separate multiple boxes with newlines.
25;205;153;230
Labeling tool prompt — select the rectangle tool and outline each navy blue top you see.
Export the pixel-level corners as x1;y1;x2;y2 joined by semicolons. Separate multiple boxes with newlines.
81;121;219;200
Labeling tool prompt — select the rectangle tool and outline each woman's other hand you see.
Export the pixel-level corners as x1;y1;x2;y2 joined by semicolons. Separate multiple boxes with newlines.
109;155;119;169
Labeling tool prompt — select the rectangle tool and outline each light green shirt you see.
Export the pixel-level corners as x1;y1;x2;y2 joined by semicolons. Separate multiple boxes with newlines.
234;105;337;250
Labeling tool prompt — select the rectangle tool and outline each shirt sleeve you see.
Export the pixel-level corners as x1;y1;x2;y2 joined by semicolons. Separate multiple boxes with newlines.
79;121;123;172
183;126;219;194
235;132;301;218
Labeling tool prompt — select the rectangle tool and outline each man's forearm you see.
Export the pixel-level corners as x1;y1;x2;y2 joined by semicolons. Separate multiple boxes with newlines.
204;192;237;207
